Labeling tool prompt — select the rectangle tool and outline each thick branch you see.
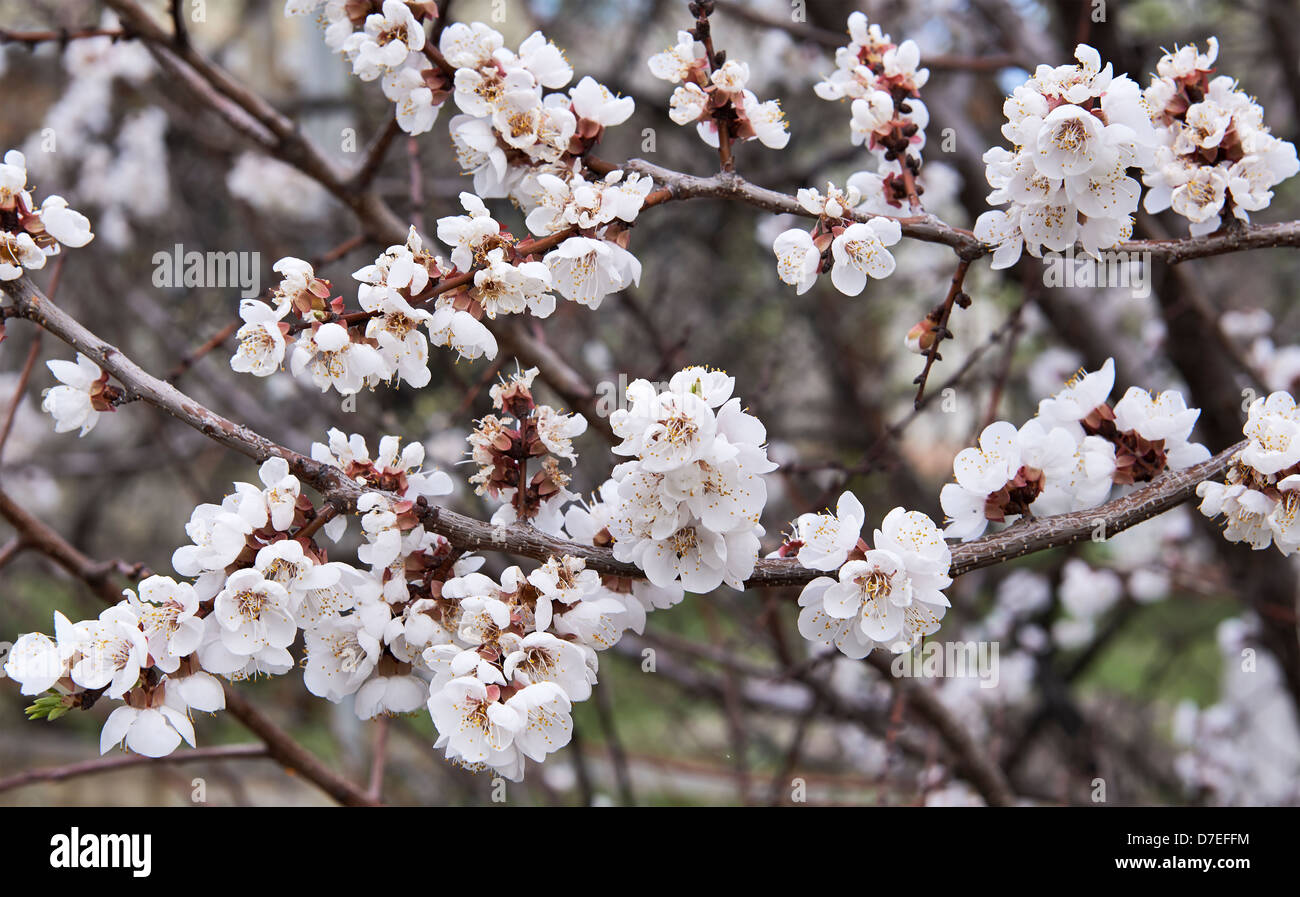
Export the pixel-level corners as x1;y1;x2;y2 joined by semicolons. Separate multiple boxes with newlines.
0;487;124;605
2;276;1242;591
749;440;1244;587
621;158;1300;265
220;685;380;807
1126;219;1300;264
0;332;41;460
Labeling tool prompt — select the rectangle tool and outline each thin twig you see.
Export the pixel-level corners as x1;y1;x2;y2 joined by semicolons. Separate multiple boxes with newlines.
699;601;752;804
166;321;237;382
767;692;822;806
407;135;425;235
295;503;339;542
0;537;26;571
980;300;1026;429
567;718;597;806
0;333;41;462
865;653;1017;806
790;296;1024;483
0;744;268;794
913;260;971;408
0;27;124;45
349;114;402;191
592;679;636;806
312;234;368;267
694;4;734;172
0;487;124;605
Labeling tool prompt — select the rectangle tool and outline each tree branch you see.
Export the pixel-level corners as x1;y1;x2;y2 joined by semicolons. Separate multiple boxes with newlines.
220;685;381;807
0;433;378;808
0;332;41;461
0;27;125;45
2;275;1243;594
615;158;1300;265
0;487;124;605
865;653;1017;806
912;260;970;407
0;744;268;794
349;114;403;192
618;158;989;260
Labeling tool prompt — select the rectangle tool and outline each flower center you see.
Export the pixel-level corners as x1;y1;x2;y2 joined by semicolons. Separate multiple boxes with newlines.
670;527;699;556
235;588;267;620
861;569;892;600
663;413;698;446
1053;117;1089;153
1186;177;1218;206
846;237;880;269
523;646;557;678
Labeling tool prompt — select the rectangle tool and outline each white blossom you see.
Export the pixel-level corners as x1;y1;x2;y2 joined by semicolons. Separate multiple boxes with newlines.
1241;391;1300;475
533;405;587;462
290;322;387;394
798;507;951;656
1035;357;1115;438
0;230;45;280
428;676;521;768
126;576;203;674
172;497;258;577
544;236;641;308
69;604;149;699
436;192;502;271
1197;480;1276;550
829;218;901;294
569;75;634;128
1143;39;1298;234
605;372;776;593
231;299;288;377
978;44;1153;264
303;615;382;702
3;612;77;695
360;288;433;388
502;631;592;700
427;303;498;360
772;228;819;294
342;0;426;81
792;491;866;571
210;570;297;669
382;60;441;135
647;31;705;84
99;691;195;758
39;195;94;247
1111;386;1211;469
41;354;106;436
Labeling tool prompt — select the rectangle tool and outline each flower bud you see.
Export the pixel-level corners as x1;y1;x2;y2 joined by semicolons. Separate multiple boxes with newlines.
906;317;939;354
